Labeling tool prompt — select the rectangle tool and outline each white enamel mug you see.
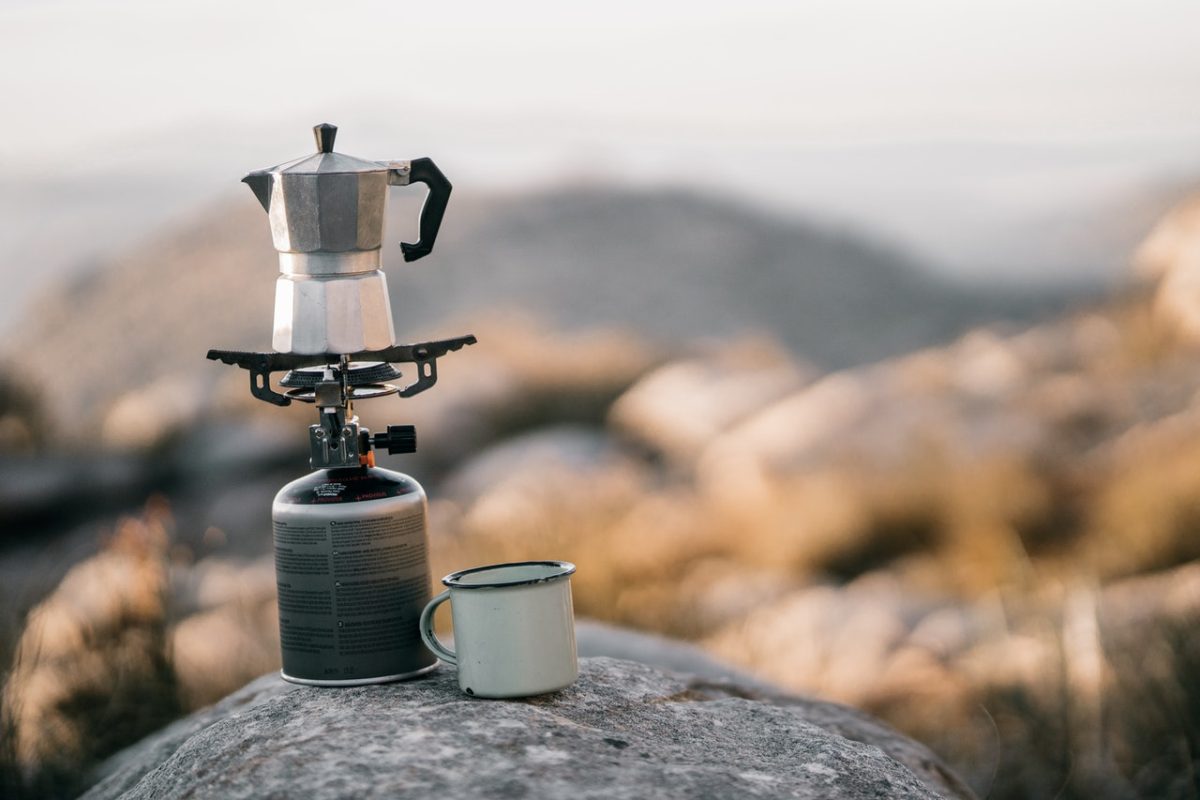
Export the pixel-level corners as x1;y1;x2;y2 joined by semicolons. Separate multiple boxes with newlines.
419;561;578;698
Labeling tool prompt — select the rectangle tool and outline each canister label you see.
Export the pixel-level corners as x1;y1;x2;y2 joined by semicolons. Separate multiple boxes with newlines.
273;503;435;682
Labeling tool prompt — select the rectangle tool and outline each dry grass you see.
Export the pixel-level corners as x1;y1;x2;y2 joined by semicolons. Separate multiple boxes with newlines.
0;500;180;799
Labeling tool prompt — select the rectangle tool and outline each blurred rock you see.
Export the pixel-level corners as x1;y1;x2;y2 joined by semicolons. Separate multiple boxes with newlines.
1136;194;1200;341
704;573;927;706
431;425;654;624
82;658;973;800
0;416;304;541
698;329;1049;497
440;425;650;555
0;453;147;531
170;600;278;711
946;329;1027;399
0;365;46;453
575;619;771;689
166;419;303;480
168;556;275;617
706;371;873;478
165;556;279;709
609;337;811;469
101;374;208;450
441;424;639;504
696;560;1200;799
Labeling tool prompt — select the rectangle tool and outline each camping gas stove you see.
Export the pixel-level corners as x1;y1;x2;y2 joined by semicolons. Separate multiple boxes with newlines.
208;124;474;685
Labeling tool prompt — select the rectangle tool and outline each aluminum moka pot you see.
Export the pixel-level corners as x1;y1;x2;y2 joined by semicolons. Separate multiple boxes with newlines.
242;123;452;355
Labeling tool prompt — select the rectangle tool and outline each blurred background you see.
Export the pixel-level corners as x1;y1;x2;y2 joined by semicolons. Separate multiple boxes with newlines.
3;1;1200;797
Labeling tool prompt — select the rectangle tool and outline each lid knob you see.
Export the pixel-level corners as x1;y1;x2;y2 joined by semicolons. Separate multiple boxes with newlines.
313;123;337;153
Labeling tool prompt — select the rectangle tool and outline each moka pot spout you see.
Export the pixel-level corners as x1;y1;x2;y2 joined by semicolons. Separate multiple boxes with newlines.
242;170;273;212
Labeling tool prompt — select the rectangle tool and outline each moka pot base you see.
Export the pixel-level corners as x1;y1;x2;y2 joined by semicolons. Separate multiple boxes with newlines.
273;269;395;355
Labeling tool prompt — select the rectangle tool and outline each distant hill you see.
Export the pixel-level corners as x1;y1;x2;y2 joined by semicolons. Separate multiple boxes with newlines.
392;187;1082;364
5;185;1086;429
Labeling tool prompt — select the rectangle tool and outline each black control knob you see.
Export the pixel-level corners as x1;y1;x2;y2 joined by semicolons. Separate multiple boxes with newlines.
372;425;417;455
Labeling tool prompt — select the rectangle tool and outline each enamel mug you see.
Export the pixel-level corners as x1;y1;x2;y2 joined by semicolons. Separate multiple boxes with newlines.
419;561;578;698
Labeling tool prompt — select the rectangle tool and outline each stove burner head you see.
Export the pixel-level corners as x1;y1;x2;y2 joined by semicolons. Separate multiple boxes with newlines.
280;361;403;403
207;336;476;408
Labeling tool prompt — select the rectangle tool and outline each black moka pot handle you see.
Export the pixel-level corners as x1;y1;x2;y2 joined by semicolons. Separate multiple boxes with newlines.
400;157;452;262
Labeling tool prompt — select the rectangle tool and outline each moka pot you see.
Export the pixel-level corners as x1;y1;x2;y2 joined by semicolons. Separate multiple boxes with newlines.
242;123;452;355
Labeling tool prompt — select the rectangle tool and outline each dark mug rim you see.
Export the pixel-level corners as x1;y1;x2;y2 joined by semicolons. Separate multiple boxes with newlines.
442;560;576;590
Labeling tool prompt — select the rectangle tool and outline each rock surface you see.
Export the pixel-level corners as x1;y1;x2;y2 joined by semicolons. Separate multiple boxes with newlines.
83;657;971;800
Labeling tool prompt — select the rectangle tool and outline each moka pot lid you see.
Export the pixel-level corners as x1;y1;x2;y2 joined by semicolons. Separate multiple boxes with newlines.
258;123;390;176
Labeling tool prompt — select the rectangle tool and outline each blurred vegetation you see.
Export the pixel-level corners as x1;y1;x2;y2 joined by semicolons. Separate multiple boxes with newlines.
1;504;180;799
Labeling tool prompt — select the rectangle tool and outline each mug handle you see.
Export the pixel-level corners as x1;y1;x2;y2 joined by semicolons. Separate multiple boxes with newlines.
419;590;457;665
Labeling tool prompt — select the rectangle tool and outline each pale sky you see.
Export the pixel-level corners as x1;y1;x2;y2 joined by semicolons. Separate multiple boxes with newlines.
1;0;1199;312
3;0;1199;160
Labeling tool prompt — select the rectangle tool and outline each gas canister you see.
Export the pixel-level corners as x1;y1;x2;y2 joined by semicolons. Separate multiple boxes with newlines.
272;465;436;685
